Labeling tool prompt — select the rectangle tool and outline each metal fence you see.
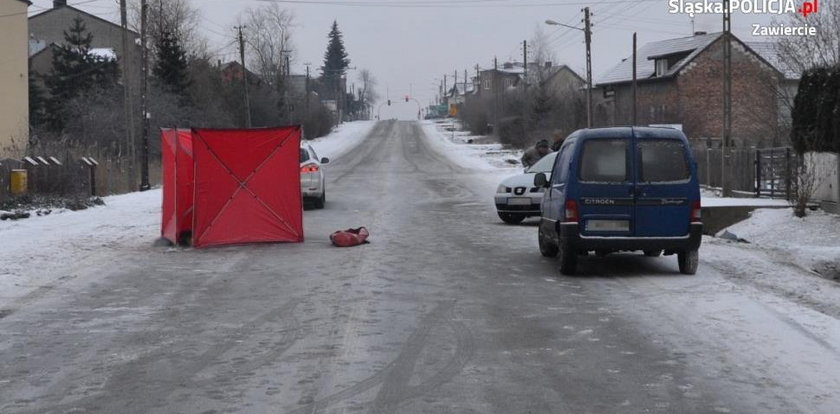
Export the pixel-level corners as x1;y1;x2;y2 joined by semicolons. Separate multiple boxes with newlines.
692;146;793;198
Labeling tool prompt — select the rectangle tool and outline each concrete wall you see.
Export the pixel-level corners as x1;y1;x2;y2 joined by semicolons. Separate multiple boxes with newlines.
0;0;30;159
807;152;839;205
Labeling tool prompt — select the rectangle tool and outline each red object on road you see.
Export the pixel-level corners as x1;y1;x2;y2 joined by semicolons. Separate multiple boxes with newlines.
330;227;370;247
191;127;303;248
160;126;303;248
161;129;194;245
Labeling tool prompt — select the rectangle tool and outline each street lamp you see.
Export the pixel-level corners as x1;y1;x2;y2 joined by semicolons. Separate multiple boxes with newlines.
546;9;592;128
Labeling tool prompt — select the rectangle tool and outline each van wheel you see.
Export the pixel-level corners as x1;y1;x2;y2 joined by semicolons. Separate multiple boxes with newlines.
678;249;699;275
558;243;578;275
538;229;558;257
498;212;525;224
644;250;662;257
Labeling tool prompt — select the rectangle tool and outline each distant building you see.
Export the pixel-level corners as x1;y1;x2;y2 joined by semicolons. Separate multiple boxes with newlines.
28;0;140;89
594;32;799;148
0;0;31;158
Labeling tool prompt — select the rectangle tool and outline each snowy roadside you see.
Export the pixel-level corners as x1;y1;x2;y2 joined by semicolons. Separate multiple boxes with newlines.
717;208;840;282
307;120;376;161
0;121;377;307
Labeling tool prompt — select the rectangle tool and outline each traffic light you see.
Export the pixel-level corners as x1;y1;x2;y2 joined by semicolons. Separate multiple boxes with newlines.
387;99;391;106
405;96;409;102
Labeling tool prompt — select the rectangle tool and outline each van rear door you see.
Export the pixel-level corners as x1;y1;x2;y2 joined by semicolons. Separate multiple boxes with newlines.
633;135;693;237
576;138;635;236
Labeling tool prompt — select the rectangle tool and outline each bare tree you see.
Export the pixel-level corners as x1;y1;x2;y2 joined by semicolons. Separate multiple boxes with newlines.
130;0;205;57
357;68;379;114
242;4;295;87
529;24;559;83
774;1;840;73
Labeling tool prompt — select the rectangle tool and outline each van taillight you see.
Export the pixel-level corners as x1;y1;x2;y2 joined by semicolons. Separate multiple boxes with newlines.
691;200;702;223
301;164;319;173
564;200;579;223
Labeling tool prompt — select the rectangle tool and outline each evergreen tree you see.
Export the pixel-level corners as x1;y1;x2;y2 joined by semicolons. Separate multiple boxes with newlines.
29;72;47;127
321;20;350;99
153;30;191;98
44;17;118;131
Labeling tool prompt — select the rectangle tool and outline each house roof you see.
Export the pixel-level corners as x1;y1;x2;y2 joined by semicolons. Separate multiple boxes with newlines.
597;32;721;85
597;32;799;86
29;5;139;37
542;64;586;85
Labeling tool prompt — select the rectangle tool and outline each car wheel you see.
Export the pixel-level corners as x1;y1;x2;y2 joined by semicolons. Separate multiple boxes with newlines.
558;242;578;275
644;250;663;257
678;249;699;275
314;191;325;209
538;228;558;257
498;212;525;224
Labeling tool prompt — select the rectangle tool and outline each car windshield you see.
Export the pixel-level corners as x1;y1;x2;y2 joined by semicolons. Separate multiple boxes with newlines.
526;152;558;174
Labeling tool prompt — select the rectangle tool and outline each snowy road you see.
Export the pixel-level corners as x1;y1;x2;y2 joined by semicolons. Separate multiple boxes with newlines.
2;120;840;413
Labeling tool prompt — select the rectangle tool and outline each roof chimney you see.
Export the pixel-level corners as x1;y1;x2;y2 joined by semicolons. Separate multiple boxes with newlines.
694;31;707;36
54;0;67;8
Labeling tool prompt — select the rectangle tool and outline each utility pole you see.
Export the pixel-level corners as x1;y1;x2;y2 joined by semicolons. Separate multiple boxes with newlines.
237;25;252;128
494;56;499;133
285;52;292;125
722;0;732;196
523;40;528;81
139;0;150;191
304;63;311;123
119;0;136;189
583;7;593;128
443;74;447;102
632;32;637;126
464;69;468;95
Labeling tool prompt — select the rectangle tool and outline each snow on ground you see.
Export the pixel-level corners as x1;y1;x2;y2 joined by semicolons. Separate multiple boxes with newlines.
722;208;840;281
421;120;522;172
0;121;378;307
307;120;376;160
0;190;161;306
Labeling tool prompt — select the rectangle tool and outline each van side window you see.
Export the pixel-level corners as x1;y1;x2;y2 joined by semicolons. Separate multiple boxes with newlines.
638;140;690;183
552;143;573;185
579;139;629;183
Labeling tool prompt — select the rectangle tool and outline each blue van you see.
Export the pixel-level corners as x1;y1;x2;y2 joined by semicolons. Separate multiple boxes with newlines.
534;127;702;275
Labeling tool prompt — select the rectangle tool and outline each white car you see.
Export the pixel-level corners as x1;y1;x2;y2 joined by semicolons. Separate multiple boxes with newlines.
494;152;558;224
300;143;330;209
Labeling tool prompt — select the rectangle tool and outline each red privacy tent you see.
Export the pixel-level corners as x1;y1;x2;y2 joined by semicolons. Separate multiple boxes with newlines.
161;129;194;245
161;126;303;248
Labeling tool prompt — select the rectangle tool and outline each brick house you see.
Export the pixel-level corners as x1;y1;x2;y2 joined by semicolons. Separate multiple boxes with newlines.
0;0;31;158
594;32;799;148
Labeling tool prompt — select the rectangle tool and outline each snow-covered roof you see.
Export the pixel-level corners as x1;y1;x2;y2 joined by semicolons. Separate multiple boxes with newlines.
29;39;47;57
597;32;721;85
598;32;800;85
90;48;116;60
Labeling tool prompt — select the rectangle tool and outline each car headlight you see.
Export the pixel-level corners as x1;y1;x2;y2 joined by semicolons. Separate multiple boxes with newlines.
497;185;510;193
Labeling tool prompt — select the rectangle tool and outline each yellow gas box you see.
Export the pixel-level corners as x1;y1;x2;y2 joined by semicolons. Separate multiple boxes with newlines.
10;169;28;195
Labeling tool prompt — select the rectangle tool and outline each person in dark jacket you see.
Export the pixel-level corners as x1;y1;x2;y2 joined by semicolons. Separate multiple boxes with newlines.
521;139;551;168
550;130;566;151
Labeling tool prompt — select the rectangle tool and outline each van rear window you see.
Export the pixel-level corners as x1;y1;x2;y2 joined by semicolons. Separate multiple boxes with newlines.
579;139;629;183
300;148;310;163
638;140;690;183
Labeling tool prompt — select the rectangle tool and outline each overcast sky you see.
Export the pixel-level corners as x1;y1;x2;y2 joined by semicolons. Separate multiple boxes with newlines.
30;0;787;119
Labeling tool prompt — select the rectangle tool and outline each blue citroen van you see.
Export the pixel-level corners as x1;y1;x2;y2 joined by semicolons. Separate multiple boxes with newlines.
534;127;702;275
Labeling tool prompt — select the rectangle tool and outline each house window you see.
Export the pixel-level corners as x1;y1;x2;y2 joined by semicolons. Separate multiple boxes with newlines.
504;78;514;88
655;59;669;77
483;79;491;90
